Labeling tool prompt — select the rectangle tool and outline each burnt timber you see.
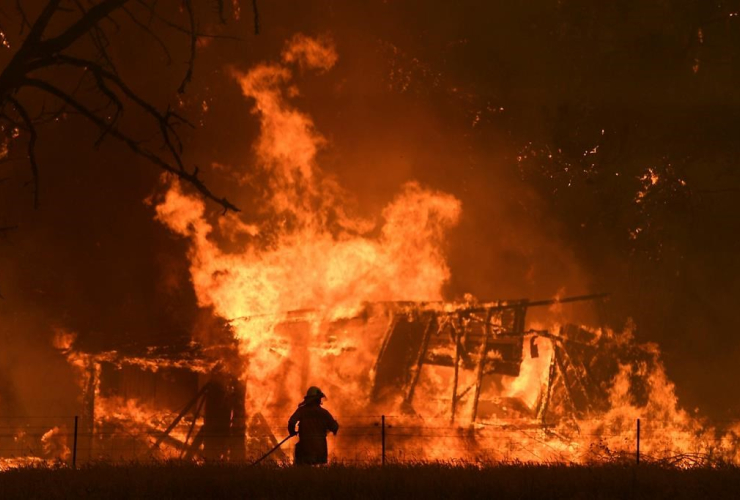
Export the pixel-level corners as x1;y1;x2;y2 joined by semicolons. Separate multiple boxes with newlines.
370;293;610;423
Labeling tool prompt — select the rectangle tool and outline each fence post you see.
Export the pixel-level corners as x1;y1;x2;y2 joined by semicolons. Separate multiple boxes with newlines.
381;415;386;466
72;415;79;469
636;418;640;465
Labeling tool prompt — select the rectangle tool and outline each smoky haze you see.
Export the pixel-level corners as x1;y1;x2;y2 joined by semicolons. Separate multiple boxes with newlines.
1;1;739;419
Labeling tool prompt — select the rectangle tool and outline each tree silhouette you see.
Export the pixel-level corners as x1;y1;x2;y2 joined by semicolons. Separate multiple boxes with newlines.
0;1;260;215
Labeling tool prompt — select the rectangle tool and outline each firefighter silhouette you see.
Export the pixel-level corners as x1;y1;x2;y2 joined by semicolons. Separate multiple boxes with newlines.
287;386;339;465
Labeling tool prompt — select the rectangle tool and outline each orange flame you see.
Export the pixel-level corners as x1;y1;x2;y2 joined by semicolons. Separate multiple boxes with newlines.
155;34;461;418
36;34;740;467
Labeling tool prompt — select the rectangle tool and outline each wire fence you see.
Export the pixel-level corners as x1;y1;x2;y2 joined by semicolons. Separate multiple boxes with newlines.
2;415;740;469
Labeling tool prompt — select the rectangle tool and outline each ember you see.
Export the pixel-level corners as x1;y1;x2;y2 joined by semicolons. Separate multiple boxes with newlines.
1;3;739;477
15;35;729;467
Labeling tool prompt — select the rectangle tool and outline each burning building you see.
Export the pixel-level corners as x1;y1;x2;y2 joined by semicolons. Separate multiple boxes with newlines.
3;30;740;470
27;290;736;466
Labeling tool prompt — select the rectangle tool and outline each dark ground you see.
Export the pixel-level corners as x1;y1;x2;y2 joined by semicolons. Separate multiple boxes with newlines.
1;463;739;499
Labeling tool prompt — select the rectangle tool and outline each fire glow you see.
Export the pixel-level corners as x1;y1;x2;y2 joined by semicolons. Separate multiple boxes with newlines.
3;34;739;470
155;34;461;417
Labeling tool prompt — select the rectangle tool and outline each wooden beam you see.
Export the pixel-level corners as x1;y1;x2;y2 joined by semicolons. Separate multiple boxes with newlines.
402;314;436;408
471;309;493;423
152;382;211;450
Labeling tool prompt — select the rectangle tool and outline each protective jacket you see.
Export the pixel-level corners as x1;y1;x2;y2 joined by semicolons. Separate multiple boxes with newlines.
287;400;339;465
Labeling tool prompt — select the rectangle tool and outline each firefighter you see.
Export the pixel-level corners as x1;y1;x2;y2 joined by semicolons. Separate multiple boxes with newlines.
287;386;339;465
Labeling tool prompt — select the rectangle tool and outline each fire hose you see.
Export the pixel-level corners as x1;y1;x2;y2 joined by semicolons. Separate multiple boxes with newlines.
250;434;294;466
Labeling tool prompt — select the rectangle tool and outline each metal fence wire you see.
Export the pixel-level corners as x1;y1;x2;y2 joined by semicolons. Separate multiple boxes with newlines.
1;416;739;469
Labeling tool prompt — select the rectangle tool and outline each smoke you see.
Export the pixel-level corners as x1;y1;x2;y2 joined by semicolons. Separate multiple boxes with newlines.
156;35;462;322
2;0;736;426
152;34;466;416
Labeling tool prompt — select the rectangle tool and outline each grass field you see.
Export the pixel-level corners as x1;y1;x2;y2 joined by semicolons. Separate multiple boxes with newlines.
1;462;739;499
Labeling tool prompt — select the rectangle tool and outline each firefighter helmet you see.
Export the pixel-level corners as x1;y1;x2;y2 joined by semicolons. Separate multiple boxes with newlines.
305;386;326;399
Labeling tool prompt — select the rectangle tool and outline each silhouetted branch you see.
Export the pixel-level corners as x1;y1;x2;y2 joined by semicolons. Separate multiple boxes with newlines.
0;0;246;212
179;0;197;94
120;5;172;64
14;1;31;35
132;1;242;41
35;0;127;56
24;77;238;212
6;96;38;208
252;0;260;35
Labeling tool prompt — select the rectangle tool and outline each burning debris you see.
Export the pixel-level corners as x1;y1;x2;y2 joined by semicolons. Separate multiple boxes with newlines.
370;293;612;423
7;294;730;466
150;33;740;466
3;33;738;470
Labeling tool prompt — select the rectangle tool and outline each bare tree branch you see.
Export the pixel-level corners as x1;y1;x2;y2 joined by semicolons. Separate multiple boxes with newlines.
0;0;247;213
12;1;31;35
120;5;172;65
178;0;197;94
24;0;62;46
24;77;239;213
47;54;192;169
133;0;242;41
35;0;128;56
6;96;39;208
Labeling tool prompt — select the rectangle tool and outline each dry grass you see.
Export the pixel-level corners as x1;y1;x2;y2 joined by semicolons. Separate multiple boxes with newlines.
1;461;739;499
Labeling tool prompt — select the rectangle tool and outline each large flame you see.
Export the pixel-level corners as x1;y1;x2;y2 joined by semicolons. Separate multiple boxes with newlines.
149;34;740;465
155;35;461;417
10;34;735;468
